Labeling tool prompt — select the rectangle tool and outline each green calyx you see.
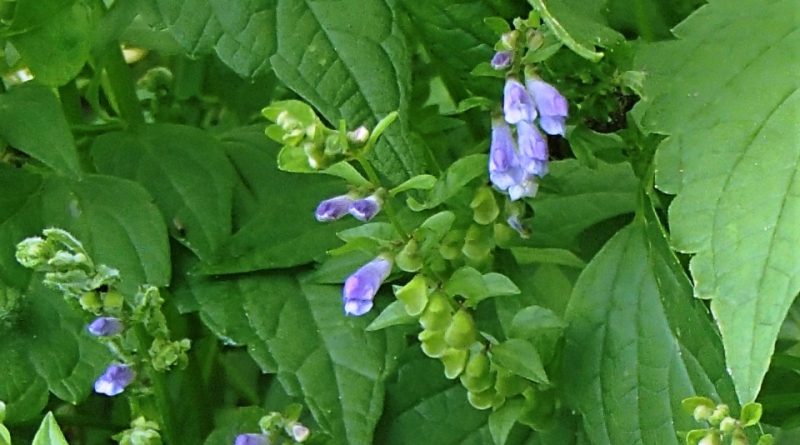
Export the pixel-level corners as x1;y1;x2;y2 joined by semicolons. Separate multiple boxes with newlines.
395;274;429;316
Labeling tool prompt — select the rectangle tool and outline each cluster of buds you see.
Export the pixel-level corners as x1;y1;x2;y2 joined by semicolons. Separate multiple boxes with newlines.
682;397;771;445
315;191;383;223
234;406;310;445
263;100;371;171
15;229;190;401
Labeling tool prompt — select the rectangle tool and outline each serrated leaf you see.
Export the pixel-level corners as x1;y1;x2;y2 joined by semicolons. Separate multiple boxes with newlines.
633;0;800;403
201;128;354;274
529;0;623;62
209;0;276;78
9;2;93;86
562;204;736;444
32;412;69;445
92;124;235;262
0;84;80;176
269;0;427;183
490;338;549;384
527;159;639;248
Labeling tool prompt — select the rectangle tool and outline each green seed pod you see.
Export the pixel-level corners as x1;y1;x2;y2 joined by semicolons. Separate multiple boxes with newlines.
461;224;493;260
395;274;429;316
467;388;497;410
441;348;468;379
103;290;125;313
79;291;103;314
495;368;529;397
439;229;465;260
396;239;423;272
419;292;452;331
418;329;447;358
493;223;516;248
708;404;729;426
470;186;500;225
460;372;495;393
465;350;490;378
444;309;477;349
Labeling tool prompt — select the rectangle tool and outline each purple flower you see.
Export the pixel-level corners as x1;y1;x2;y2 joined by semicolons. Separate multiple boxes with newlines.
343;256;392;316
315;195;355;222
234;434;270;445
526;79;568;136
491;51;512;70
508;177;539;201
507;215;531;239
349;194;382;222
516;121;549;177
87;317;124;337
503;78;535;124
94;364;135;396
489;121;523;191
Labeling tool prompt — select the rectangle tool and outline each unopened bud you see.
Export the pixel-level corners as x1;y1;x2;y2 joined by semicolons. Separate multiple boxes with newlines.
347;126;370;145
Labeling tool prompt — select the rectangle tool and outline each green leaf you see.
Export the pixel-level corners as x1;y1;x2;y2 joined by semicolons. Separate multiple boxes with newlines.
269;0;427;183
8;0;75;31
366;301;417;332
509;306;567;339
338;223;400;244
529;0;623;62
91;124;236;262
633;0;800;403
179;272;402;444
444;267;488;303
482;273;521;299
527;159;639;248
418;154;488;210
562;206;736;444
32;412;69;445
0;84;80;176
10;2;93;86
389;174;437;196
201;128;353;274
490;338;549;384
511;247;587;269
209;0;277;78
739;402;763;427
488;398;523;445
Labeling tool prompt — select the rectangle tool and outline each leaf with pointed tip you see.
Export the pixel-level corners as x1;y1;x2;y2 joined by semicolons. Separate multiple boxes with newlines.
32;412;70;445
633;0;800;403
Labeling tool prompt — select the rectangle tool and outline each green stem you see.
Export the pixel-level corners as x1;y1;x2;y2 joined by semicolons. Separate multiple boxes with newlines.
103;44;144;128
133;326;176;445
357;156;409;241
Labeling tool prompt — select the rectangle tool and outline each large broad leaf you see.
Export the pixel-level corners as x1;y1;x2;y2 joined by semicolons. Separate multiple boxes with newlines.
9;1;93;86
526;159;639;248
92;124;235;262
199;127;353;274
0;84;80;177
633;0;800;403
269;0;427;183
529;0;623;62
562;204;736;444
178;271;401;445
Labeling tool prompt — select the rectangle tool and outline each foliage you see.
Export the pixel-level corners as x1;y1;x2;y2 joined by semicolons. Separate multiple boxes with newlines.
0;0;796;444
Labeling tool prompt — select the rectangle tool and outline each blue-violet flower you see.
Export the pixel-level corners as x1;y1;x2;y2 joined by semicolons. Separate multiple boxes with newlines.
87;316;124;337
349;194;382;222
526;79;568;136
516;120;548;177
94;364;135;396
491;51;512;70
315;195;355;222
489;120;522;191
343;256;392;316
503;78;535;124
234;434;270;445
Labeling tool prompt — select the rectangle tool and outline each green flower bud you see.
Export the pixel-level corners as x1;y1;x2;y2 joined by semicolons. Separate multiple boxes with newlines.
467;388;496;410
79;291;103;314
719;416;737;434
470;187;500;225
495;368;529;397
461;224;494;260
698;432;721;445
395;274;429;316
439;229;464;260
303;142;325;170
396;239;423;272
709;404;729;426
15;236;51;268
693;404;714;422
419;329;447;358
444;309;477;349
259;412;282;431
419;292;452;331
103;290;125;313
149;338;191;371
441;348;468;379
115;417;162;445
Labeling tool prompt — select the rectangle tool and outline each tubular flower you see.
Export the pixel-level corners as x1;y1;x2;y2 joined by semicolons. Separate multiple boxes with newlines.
234;434;270;445
516;120;549;177
343;256;392;316
491;51;512;70
349;194;382;222
526;78;568;136
315;195;355;222
503;78;535;124
94;364;135;396
489;120;538;201
87;316;124;337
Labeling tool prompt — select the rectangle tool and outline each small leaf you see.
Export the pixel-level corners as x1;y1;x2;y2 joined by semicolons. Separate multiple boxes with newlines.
685;429;707;445
510;306;567;339
389;175;437;196
681;396;716;415
491;339;549;384
739;402;763;427
528;0;623;62
338;223;399;244
756;434;774;445
511;247;586;269
366;301;417;332
488;398;523;445
444;267;488;303
32;412;69;445
481;273;521;298
419;211;456;240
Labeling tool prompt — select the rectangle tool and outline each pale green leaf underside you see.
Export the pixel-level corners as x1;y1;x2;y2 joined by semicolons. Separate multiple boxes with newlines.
32;412;70;445
634;0;800;402
563;215;735;444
